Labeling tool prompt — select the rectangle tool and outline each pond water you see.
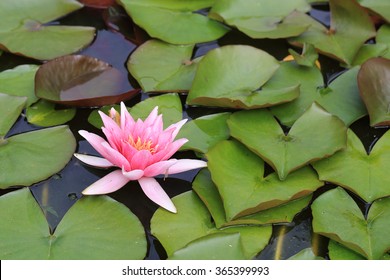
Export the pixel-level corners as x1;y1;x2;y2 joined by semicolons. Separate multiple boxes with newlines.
0;3;388;260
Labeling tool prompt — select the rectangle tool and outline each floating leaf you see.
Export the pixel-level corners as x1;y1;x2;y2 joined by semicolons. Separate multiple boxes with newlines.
178;113;231;154
289;0;376;65
187;45;300;109
0;0;95;60
377;24;390;59
206;140;322;220
358;0;390;22
118;0;229;44
228;103;347;180
0;126;76;189
312;187;390;259
313;129;390;202
288;248;324;260
26;100;76;127
0;188;147;259
79;0;116;8
357;57;390;126
128;40;200;92
287;43;319;67
209;0;311;39
35;55;139;107
350;43;389;66
328;240;365;260
0;94;27;137
151;191;272;259
0;65;39;107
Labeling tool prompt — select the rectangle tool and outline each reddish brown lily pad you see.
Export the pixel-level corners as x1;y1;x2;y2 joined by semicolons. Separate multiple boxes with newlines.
79;0;116;8
35;55;139;107
358;57;390;126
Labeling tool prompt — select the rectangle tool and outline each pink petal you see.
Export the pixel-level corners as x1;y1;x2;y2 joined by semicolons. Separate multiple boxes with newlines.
78;130;113;160
143;106;159;127
138;177;176;213
99;111;123;149
120;102;135;132
121;168;144;180
82;170;130;195
101;142;131;170
143;159;178;177
74;153;114;168
166;159;207;174
153;138;188;162
165;119;187;140
130;149;151;170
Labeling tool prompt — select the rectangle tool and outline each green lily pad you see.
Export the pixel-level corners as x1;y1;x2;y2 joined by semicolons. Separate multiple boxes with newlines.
289;0;376;66
0;188;147;259
377;24;390;59
117;0;229;44
209;0;311;39
0;0;95;60
0;94;27;137
288;248;324;260
349;43;389;66
328;240;366;260
88;93;182;129
178;112;231;154
35;55;139;107
206;140;322;220
288;43;319;67
0;125;76;189
127;40;199;92
26;100;76;127
187;45;300;109
0;65;39;107
193;169;314;228
228;103;347;180
151;191;272;259
313;129;390;202
357;57;390;126
312;187;390;259
358;0;390;22
265;63;366;127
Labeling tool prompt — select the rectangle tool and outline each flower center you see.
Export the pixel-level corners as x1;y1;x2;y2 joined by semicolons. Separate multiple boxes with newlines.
128;136;157;154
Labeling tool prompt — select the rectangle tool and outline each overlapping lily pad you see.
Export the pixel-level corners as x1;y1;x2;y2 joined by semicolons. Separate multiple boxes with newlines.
358;0;390;22
228;103;347;180
312;187;390;259
151;190;272;259
377;25;390;59
290;0;376;66
0;188;147;259
118;0;229;44
0;94;27;137
0;0;95;60
127;40;199;92
26;100;76;127
313;129;390;202
287;43;319;67
209;0;311;39
35;55;139;107
357;57;390;126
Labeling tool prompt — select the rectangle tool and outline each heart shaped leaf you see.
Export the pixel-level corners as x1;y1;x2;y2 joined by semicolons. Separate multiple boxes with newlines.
0;125;76;189
128;40;199;92
0;94;27;137
313;129;390;202
228;103;347;180
26;100;76;127
289;0;376;66
35;55;139;107
0;188;147;259
312;187;390;259
118;0;229;44
358;57;390;126
206;140;322;220
151;190;272;259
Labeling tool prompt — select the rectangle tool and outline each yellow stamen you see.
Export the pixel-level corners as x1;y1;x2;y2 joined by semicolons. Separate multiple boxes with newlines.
128;136;156;154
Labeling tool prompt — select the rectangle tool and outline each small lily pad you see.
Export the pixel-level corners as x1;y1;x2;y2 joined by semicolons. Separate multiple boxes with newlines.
311;187;390;259
288;43;319;68
35;55;139;107
0;188;147;259
357;57;390;126
0;94;27;137
26;100;76;127
228;103;347;180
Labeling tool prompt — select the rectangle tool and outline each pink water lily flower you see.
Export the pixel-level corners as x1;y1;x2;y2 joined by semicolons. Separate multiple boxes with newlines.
74;102;207;213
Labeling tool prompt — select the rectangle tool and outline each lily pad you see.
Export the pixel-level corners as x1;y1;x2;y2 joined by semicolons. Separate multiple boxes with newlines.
313;129;390;202
288;43;319;67
35;55;139;107
0;0;95;60
79;0;116;8
117;0;229;44
127;40;198;92
0;94;27;137
187;45;300;109
26;100;76;127
288;248;324;260
358;0;390;22
0;125;76;189
0;188;147;259
357;57;390;126
178;112;231;154
350;43;389;66
228;103;347;180
206;140;322;220
0;65;39;107
151;190;272;259
311;187;390;259
328;240;365;260
193;168;314;228
289;0;376;66
209;0;311;39
377;24;390;59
